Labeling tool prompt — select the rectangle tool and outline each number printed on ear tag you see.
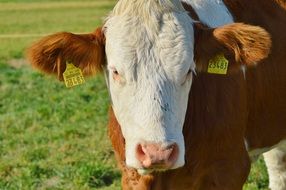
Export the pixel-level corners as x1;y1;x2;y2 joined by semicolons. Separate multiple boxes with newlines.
63;62;85;88
207;54;229;75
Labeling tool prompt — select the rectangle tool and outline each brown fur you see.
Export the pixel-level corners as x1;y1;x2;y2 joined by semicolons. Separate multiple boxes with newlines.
213;23;271;65
194;23;271;73
27;27;105;80
274;0;286;9
222;0;286;150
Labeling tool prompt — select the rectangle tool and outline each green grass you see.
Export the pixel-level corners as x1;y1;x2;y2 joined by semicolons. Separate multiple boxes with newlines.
244;158;269;190
0;1;270;189
0;0;114;61
0;59;121;189
0;1;120;189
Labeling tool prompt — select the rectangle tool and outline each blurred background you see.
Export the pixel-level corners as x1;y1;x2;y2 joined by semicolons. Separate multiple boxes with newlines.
0;0;269;189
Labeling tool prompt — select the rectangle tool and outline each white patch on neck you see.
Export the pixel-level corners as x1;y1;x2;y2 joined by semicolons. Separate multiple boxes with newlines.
181;0;234;27
247;139;286;161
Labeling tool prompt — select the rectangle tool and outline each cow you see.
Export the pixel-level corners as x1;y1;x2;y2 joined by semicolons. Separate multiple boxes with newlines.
27;0;286;189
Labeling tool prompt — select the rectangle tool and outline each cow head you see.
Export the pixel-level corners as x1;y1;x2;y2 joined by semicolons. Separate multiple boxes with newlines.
27;0;271;175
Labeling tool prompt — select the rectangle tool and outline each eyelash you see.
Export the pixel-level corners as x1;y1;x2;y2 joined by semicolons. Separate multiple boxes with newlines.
113;70;119;75
110;67;192;85
181;70;193;85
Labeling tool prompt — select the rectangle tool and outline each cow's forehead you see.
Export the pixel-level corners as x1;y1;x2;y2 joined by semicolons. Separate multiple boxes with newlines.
104;5;196;80
104;14;195;82
104;0;192;42
110;0;185;16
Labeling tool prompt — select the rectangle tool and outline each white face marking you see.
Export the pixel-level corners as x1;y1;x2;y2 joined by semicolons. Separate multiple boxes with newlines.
104;0;195;171
181;0;234;27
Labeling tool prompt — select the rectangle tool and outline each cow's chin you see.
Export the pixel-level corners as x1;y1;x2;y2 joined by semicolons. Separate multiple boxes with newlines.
136;161;185;176
137;168;162;175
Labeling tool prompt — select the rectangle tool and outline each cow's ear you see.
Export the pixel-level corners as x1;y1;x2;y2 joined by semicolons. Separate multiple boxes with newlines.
194;23;272;74
27;27;105;80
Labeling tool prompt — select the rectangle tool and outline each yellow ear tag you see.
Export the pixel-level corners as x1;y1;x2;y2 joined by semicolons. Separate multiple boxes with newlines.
207;54;229;75
63;62;85;88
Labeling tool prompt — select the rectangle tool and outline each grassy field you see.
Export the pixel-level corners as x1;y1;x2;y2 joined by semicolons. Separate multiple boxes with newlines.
0;1;269;189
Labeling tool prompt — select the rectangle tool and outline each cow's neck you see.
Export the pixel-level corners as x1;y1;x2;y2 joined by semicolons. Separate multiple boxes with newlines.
181;0;234;27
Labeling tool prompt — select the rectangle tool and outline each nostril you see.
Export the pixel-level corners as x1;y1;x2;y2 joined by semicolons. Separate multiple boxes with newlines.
136;144;145;158
136;143;179;169
166;143;179;166
136;144;152;168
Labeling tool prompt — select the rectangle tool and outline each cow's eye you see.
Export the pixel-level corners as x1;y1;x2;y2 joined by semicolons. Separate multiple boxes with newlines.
111;68;120;81
181;70;192;85
113;70;119;75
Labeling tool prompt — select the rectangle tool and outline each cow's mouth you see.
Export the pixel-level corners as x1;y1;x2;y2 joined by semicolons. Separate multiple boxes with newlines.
137;168;167;175
138;169;153;175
